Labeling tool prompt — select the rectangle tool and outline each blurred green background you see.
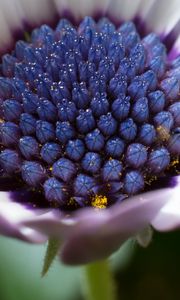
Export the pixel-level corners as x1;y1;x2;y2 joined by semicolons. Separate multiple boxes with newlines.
0;231;180;300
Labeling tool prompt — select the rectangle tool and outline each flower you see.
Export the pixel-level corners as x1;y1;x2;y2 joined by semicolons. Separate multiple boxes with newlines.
0;0;179;265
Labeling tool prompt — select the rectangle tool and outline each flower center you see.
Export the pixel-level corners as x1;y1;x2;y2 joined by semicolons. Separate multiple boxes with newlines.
0;17;179;210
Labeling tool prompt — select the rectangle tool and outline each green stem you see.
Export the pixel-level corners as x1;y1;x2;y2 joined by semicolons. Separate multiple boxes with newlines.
82;260;116;300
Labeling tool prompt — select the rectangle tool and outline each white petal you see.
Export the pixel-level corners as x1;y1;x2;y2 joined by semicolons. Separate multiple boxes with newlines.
18;0;56;24
107;0;142;20
0;0;24;49
152;179;180;231
0;0;24;27
54;0;79;19
0;0;56;51
54;0;110;19
138;0;156;17
139;0;180;34
0;10;12;50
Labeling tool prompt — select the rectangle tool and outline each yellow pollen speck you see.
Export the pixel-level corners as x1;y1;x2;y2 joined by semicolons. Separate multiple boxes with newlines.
24;31;31;42
169;157;180;174
68;197;76;206
49;166;53;171
156;126;170;142
91;194;108;209
0;118;4;123
145;175;157;185
170;158;179;167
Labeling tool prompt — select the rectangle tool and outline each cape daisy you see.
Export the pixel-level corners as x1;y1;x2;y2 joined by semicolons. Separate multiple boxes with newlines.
0;0;179;265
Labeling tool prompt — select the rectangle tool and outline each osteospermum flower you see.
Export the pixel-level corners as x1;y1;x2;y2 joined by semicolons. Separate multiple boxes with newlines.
0;0;179;266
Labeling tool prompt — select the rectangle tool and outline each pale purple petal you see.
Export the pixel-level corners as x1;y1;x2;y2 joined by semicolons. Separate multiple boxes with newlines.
152;177;180;231
0;192;47;243
61;188;175;264
21;187;174;264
